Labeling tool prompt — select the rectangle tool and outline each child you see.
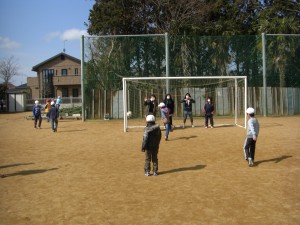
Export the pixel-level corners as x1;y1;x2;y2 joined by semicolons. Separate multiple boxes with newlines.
55;96;62;109
244;107;260;167
32;100;43;129
158;102;171;141
163;94;175;130
144;94;158;117
44;99;51;122
49;101;59;132
204;97;214;128
141;114;162;176
181;93;195;128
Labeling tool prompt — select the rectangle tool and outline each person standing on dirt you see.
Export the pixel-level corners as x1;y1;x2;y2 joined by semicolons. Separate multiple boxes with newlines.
44;99;51;122
163;94;175;130
144;94;158;117
32;100;43;129
49;101;59;132
141;114;162;176
244;107;260;167
158;102;171;141
181;93;195;128
204;97;214;128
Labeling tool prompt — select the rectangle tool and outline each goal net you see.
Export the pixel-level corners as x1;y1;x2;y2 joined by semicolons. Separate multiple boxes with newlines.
123;76;247;132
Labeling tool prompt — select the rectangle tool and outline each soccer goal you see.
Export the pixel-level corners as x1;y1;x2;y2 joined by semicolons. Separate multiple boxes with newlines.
123;76;247;132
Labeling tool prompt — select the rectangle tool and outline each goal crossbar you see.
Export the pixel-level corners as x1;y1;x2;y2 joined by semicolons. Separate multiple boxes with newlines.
123;76;247;132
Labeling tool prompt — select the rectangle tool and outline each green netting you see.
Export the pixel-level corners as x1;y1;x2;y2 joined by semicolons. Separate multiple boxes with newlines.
82;34;300;119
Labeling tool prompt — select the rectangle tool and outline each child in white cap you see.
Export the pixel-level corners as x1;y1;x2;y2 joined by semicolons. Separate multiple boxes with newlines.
141;115;162;176
244;107;260;167
158;102;171;141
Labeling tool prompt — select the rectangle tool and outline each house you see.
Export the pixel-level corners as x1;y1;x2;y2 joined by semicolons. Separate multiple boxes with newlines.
6;84;30;112
27;52;81;99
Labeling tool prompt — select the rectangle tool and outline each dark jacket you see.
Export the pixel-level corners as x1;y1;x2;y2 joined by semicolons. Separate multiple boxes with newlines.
49;105;59;119
144;99;157;116
163;96;174;115
181;98;195;112
142;123;161;152
204;102;214;116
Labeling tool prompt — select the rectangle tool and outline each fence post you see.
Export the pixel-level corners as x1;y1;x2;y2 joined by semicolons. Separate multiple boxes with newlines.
262;33;267;116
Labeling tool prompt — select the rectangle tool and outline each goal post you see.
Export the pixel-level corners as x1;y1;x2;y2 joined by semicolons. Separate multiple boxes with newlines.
123;76;247;132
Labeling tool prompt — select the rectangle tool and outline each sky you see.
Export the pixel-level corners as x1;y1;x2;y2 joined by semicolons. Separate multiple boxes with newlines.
0;0;95;86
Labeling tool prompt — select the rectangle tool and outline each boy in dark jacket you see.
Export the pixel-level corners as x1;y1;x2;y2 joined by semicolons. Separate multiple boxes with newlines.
204;97;215;128
49;101;59;132
142;115;162;176
32;100;43;129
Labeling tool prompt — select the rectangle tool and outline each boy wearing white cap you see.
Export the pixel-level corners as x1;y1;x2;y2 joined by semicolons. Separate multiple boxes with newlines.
244;107;260;167
32;100;43;129
141;115;162;176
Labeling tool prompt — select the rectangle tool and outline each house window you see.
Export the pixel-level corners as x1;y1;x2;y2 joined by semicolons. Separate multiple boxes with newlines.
72;88;79;97
75;68;78;75
61;69;68;76
62;87;68;97
42;69;54;98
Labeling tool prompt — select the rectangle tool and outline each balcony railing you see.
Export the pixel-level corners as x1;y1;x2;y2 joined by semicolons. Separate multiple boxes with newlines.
53;75;81;86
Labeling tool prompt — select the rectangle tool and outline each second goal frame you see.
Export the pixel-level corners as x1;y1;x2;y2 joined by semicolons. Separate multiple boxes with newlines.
123;76;247;132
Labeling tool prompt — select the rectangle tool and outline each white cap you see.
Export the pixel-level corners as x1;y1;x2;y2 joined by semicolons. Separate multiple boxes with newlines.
146;115;155;122
51;101;55;105
158;102;165;108
35;100;39;104
246;107;255;114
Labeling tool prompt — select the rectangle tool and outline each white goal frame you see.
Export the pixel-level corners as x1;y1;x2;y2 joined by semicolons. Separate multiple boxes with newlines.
123;76;247;132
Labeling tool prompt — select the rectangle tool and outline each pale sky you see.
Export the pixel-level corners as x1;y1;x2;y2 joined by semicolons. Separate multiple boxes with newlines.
0;0;95;85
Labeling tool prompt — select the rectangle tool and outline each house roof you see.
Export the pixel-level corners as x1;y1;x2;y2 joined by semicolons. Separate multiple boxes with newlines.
6;83;29;94
32;52;81;72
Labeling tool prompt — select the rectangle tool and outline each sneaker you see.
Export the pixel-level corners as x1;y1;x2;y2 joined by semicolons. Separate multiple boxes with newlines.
153;172;158;176
145;172;150;176
205;126;208;128
165;136;168;141
248;158;253;167
210;126;214;128
192;125;195;128
182;125;185;128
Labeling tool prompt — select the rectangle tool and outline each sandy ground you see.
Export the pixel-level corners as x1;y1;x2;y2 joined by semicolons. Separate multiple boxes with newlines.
0;112;300;225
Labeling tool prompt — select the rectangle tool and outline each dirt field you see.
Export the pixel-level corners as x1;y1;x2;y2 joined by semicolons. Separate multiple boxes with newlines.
0;112;300;225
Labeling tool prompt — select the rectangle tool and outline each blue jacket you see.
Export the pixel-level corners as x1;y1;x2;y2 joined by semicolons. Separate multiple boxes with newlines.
32;105;43;117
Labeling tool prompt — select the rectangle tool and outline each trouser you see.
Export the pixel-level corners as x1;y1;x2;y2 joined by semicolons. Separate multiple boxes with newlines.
164;122;171;138
144;149;158;172
169;116;173;126
205;115;214;127
34;116;42;128
51;118;58;131
183;111;193;124
244;137;256;161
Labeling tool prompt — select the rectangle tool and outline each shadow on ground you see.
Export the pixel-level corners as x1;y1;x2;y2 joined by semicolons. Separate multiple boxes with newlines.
254;155;292;166
159;164;206;175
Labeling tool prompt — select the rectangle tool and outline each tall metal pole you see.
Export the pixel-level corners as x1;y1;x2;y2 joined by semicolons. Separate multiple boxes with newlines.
165;33;170;93
262;33;267;117
81;35;85;121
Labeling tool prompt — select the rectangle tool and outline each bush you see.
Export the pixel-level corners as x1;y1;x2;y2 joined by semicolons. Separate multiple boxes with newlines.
60;106;82;115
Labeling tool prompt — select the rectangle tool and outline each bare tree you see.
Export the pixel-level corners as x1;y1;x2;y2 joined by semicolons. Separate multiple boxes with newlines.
0;56;19;84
